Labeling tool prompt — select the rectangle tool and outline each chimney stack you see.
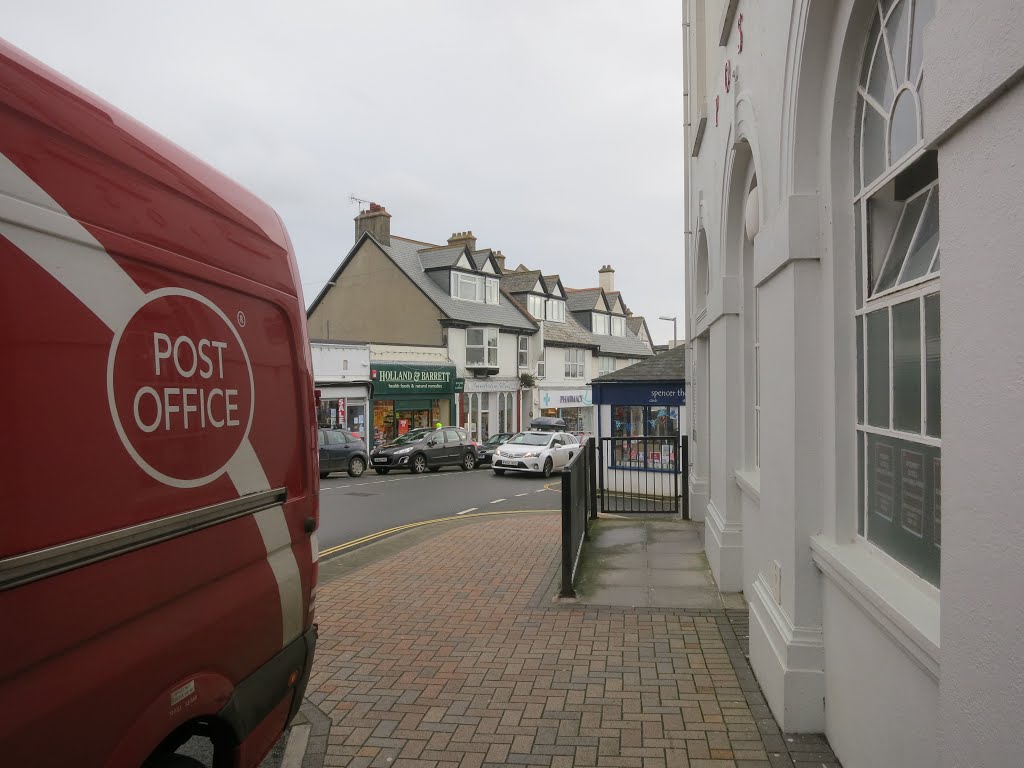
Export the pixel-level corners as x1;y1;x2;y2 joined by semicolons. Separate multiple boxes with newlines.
493;250;507;272
598;264;615;293
447;231;478;252
355;202;391;246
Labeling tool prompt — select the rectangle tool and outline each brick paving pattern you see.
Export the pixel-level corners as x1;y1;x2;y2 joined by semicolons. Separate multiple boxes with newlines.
308;515;840;767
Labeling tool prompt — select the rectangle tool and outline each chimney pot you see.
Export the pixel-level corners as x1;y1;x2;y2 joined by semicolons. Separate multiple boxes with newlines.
355;202;391;246
598;264;615;293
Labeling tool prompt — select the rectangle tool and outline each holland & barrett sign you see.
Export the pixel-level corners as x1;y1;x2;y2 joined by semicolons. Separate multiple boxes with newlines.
370;363;457;396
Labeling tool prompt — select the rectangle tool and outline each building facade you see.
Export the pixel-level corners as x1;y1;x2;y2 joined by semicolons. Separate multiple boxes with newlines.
310;341;371;438
684;1;1024;766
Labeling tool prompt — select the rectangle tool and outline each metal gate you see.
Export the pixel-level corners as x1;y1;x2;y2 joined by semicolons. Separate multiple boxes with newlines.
597;437;687;517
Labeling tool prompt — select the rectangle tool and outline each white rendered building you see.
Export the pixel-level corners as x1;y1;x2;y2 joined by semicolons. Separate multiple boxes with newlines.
684;1;1024;766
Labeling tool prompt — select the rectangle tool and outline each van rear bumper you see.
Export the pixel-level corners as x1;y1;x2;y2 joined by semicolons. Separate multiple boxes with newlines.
218;624;318;743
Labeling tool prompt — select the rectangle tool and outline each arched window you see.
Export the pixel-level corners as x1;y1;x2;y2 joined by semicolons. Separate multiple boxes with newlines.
854;0;940;586
694;228;709;313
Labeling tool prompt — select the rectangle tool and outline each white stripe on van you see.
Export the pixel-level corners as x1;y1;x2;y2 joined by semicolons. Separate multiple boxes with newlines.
0;151;303;649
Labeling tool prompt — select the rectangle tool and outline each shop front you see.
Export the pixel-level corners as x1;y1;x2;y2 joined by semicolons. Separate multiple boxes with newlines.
459;378;521;443
369;362;458;448
316;385;370;440
538;387;596;438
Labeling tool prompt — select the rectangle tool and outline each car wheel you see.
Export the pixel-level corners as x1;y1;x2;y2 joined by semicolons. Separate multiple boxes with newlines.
412;454;428;474
319;471;329;479
429;466;441;473
461;452;476;471
348;457;366;478
493;468;506;476
374;468;390;475
542;458;553;478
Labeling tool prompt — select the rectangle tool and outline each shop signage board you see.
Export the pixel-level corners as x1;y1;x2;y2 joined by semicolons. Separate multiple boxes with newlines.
465;378;519;393
540;388;593;408
591;381;686;406
370;363;457;396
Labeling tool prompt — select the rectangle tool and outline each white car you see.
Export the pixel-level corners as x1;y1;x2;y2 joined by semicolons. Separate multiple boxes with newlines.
492;431;581;477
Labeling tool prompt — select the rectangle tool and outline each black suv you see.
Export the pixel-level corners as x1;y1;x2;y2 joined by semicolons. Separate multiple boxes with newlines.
370;426;478;474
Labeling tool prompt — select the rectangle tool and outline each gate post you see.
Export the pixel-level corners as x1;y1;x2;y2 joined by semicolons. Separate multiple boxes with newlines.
588;438;598;520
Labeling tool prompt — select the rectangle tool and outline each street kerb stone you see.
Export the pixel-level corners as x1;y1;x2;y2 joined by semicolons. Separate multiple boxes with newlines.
299;514;842;768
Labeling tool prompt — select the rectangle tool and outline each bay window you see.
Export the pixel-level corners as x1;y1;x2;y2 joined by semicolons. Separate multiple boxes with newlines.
466;327;499;368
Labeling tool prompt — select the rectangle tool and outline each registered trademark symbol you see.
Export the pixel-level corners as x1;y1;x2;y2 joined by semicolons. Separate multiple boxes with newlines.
236;311;246;328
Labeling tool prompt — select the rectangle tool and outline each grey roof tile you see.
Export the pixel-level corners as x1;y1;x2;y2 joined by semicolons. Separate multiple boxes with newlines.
542;313;599;348
566;288;605;312
383;237;536;331
418;245;466;270
593;343;686;382
500;270;545;295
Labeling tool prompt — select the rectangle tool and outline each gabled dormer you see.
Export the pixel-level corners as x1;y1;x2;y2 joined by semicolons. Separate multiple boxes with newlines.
418;239;501;306
542;275;567;322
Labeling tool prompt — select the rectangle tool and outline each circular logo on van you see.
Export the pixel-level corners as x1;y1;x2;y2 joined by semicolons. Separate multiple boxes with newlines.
107;288;255;488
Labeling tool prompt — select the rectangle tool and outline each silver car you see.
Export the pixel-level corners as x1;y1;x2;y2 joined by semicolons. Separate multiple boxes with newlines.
491;431;580;477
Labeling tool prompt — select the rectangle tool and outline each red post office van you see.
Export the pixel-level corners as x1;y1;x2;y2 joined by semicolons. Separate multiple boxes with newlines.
0;40;319;767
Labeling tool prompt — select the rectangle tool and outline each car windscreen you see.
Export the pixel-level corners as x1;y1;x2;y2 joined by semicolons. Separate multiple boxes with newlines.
507;433;551;447
392;430;429;445
484;434;508;446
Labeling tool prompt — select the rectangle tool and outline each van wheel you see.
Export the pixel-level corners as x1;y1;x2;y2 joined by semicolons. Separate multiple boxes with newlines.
374;468;390;475
429;466;441;473
461;452;476;471
542;458;553;478
412;454;428;474
493;468;506;476
143;753;207;768
348;457;366;478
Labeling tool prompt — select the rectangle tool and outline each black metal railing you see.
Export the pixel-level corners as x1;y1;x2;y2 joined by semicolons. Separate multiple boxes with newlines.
597;437;684;515
560;438;597;598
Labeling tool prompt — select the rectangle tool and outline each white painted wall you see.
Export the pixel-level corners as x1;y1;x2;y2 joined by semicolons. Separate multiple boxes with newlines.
927;3;1024;762
682;0;1024;759
310;342;370;382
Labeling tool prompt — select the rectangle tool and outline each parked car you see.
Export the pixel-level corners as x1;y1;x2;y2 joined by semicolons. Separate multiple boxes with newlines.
370;426;478;474
492;431;580;477
0;40;317;768
475;432;515;466
318;429;368;478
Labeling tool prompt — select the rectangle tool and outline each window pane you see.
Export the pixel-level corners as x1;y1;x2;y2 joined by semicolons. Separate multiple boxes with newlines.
885;0;911;85
868;36;894;111
867;309;891;427
466;346;486;365
857;317;865;424
865;432;940;585
910;0;934;84
889;89;919;163
855;201;864;307
467;328;483;346
892;299;921;432
899;187;939;284
925;293;941;437
876;192;928;293
862;102;888;188
857;431;865;536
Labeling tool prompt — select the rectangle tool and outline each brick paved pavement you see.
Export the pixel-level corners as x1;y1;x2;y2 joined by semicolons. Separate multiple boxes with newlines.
307;514;841;768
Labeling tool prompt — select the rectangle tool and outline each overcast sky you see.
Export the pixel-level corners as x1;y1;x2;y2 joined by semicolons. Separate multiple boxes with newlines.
6;1;686;345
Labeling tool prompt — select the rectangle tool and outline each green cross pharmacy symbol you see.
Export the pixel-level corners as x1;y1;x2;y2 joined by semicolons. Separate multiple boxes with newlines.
543;392;551;407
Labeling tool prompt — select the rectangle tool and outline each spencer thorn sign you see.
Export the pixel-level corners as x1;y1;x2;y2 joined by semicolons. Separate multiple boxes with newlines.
370;363;457;395
108;288;254;488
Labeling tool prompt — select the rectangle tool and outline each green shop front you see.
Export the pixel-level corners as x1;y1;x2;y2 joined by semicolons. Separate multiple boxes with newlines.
369;362;461;448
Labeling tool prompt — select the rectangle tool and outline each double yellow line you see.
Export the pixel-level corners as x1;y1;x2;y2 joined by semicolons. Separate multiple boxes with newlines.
317;508;559;559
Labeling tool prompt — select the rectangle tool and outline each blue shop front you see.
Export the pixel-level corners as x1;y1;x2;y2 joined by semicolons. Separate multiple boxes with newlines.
590;346;687;510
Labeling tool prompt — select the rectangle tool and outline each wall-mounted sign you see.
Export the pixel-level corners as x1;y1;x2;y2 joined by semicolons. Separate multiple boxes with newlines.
539;388;593;408
370;363;457;396
591;382;686;407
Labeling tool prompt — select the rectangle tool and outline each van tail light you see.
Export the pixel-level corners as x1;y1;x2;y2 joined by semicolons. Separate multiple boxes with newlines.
309;532;319;622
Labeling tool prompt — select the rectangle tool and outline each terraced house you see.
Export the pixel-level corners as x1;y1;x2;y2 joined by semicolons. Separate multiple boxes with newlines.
307;204;653;446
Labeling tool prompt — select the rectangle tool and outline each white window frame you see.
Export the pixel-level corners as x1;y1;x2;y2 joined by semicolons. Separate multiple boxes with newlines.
518;336;529;369
610;316;625;337
564;348;585;379
466;327;499;368
546;300;565;322
592;313;610;336
451;271;499;305
536;349;546;379
598;356;615;376
527;294;545;319
485;277;499;305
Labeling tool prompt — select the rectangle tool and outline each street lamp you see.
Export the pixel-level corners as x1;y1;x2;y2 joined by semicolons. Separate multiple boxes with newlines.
659;315;677;348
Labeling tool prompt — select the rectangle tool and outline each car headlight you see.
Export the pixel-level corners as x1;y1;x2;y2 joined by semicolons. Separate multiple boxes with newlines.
523;451;540;458
394;446;414;455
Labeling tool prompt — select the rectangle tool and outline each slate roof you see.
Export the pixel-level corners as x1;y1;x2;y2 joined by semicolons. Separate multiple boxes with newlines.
470;249;494;271
500;270;545;295
542;275;565;296
543;312;600;348
626;316;647;336
418;245;466;270
592;343;686;382
593;326;654;358
566;288;605;312
381;236;537;331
